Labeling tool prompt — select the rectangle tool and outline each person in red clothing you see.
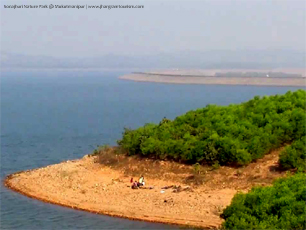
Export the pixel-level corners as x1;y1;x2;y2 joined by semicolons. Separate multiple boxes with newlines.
131;181;138;189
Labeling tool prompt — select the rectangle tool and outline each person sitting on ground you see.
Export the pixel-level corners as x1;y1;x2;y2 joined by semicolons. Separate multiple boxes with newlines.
131;181;138;189
138;175;145;187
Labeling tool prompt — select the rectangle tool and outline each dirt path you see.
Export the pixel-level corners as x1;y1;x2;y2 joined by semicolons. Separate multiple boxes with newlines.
4;148;287;229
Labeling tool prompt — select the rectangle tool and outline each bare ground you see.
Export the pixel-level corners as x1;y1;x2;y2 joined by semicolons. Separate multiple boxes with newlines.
120;74;306;87
4;147;288;229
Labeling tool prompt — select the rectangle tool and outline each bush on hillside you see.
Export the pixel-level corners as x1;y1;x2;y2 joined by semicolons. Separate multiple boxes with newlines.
279;136;306;171
221;173;306;230
117;90;306;166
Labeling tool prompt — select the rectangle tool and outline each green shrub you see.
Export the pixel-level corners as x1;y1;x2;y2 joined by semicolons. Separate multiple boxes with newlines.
117;90;306;166
211;161;220;170
279;137;306;171
221;173;306;229
193;163;201;174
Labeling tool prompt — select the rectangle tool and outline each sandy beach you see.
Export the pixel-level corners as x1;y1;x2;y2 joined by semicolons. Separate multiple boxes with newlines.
4;147;287;229
119;69;306;87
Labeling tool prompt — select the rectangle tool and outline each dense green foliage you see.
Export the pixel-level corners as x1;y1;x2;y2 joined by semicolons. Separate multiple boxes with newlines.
221;173;306;229
118;90;306;166
279;137;306;171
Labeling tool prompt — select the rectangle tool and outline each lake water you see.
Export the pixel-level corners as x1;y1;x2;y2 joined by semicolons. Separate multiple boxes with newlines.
1;70;304;229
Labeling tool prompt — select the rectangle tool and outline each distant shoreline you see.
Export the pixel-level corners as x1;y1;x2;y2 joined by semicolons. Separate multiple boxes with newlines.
120;72;306;87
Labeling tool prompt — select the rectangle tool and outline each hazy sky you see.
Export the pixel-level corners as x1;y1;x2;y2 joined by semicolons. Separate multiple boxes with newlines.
1;0;305;57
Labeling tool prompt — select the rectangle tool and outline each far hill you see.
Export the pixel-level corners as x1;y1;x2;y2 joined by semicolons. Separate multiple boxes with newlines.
1;49;305;69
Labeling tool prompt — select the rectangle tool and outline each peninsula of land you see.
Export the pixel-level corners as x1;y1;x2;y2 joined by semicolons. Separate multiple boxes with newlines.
119;69;306;86
5;147;286;229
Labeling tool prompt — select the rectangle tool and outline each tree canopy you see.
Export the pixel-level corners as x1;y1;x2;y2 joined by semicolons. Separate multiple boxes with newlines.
118;90;306;167
221;173;306;229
